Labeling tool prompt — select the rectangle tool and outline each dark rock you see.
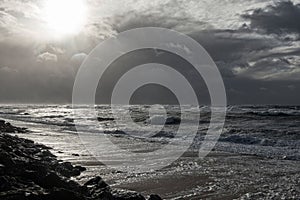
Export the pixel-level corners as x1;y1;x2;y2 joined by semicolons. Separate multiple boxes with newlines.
84;176;109;189
104;130;127;135
0;192;28;200
35;144;52;150
38;172;66;189
45;115;64;119
0;120;28;133
113;130;127;135
0;151;15;167
148;194;163;200
22;138;34;144
90;189;113;199
62;162;73;170
220;135;261;145
0;176;13;192
42;188;85;200
72;153;80;157
152;131;174;139
97;117;114;122
74;166;86;172
55;162;81;177
37;150;56;158
65;118;74;123
165;117;181;125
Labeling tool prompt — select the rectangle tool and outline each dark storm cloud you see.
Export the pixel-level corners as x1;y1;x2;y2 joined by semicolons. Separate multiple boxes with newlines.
110;12;286;78
105;9;300;104
243;1;300;36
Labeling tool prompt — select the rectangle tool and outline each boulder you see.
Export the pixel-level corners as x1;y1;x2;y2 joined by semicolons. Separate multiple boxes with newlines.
84;176;109;189
37;172;67;189
74;166;86;172
148;194;163;200
41;188;85;200
97;117;114;122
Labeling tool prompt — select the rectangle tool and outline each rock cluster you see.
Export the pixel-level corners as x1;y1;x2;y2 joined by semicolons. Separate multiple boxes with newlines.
0;120;27;133
0;120;162;200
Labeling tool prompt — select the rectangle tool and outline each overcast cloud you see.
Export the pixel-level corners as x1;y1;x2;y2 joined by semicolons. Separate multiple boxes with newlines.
0;0;299;104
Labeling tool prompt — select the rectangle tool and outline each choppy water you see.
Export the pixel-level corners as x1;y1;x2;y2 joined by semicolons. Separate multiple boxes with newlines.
0;104;299;161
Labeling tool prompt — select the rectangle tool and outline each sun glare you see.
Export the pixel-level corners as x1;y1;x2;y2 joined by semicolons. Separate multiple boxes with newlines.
44;0;87;36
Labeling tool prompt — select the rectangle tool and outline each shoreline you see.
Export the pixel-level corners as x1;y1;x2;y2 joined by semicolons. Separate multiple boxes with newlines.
0;120;161;200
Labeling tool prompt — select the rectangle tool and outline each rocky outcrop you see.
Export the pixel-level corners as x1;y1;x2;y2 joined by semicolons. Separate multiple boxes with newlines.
0;120;27;133
0;120;162;200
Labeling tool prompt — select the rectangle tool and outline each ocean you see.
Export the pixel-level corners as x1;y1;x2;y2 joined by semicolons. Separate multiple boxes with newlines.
1;104;299;199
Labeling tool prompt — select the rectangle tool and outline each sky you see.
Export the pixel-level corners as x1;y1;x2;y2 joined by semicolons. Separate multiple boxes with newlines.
0;0;300;104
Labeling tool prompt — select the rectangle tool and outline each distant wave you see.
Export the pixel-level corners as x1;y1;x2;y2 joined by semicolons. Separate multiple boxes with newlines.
244;111;300;117
0;104;299;161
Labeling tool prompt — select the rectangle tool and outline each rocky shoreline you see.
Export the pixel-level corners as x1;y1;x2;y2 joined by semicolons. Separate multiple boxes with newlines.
0;120;162;200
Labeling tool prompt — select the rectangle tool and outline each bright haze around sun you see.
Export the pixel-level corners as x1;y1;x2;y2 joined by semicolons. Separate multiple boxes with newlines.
43;0;87;37
0;0;299;104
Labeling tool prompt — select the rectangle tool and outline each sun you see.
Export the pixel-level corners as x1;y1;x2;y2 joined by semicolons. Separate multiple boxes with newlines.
44;0;87;36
